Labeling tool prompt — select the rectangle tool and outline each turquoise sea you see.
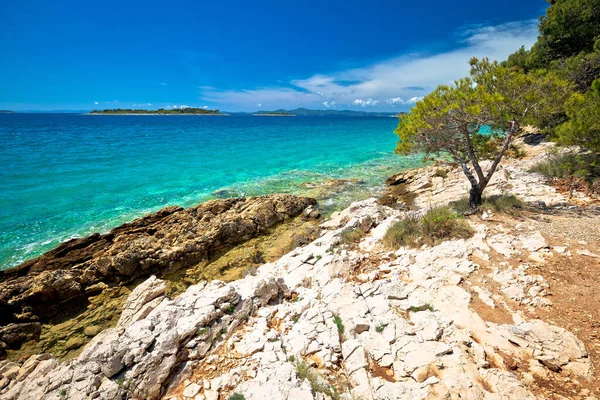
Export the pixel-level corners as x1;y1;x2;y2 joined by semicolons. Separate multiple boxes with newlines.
0;114;423;270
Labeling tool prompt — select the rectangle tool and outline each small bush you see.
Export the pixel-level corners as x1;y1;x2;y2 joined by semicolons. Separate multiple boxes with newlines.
449;194;523;214
295;360;340;400
530;153;600;181
228;394;245;400
375;324;386;333
384;207;474;249
340;226;367;245
433;168;448;179
421;206;473;242
382;213;421;249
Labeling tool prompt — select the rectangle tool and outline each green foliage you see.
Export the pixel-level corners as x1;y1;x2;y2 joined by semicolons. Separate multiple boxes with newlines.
375;324;386;333
225;304;236;315
196;327;209;336
530;152;600;183
383;213;421;249
333;314;344;335
383;207;474;249
420;206;475;242
395;58;569;209
552;51;600;93
433;168;448;179
228;394;245;400
555;80;600;152
408;304;435;312
295;360;340;400
215;326;227;340
534;0;600;63
449;194;523;215
503;46;539;72
340;226;367;245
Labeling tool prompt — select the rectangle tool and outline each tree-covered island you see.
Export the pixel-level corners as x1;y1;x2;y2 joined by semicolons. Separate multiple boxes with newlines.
89;108;223;115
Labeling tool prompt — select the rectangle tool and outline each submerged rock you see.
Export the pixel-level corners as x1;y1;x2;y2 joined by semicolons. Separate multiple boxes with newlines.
0;194;315;355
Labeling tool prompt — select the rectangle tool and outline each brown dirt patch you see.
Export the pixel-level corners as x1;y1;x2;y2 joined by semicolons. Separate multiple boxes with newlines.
468;293;514;325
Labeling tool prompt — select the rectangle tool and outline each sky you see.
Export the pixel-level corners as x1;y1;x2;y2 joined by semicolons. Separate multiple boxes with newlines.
0;0;549;112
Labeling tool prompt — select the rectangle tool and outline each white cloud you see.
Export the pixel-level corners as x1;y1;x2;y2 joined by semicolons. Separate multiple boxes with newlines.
133;103;153;107
160;82;167;86
256;103;262;107
322;101;337;108
386;96;423;105
200;19;538;110
352;98;379;107
202;105;208;109
165;104;190;109
94;101;99;105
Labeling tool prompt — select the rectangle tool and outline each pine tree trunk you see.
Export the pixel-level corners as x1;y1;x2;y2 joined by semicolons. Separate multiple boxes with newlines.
469;184;483;211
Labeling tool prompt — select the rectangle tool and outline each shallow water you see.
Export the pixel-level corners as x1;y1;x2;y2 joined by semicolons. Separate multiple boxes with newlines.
0;113;422;269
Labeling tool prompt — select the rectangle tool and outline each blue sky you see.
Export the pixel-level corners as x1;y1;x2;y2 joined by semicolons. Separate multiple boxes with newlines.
0;0;548;111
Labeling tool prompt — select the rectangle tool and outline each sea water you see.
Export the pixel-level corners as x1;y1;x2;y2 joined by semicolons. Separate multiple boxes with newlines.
0;113;423;269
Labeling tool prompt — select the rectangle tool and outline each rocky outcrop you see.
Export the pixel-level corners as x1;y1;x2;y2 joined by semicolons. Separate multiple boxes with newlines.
1;141;598;399
0;195;316;354
0;195;595;400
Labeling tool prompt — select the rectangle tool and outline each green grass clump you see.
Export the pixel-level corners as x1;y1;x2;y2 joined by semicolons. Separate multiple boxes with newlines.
295;360;340;399
225;304;236;315
384;206;474;249
228;394;245;400
196;327;209;336
408;304;435;312
375;324;386;333
340;226;367;245
529;152;600;192
333;314;344;335
449;194;523;215
433;168;448;179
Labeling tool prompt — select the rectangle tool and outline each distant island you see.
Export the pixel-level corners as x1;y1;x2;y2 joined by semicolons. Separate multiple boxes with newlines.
236;108;404;117
86;107;405;117
253;111;295;116
0;110;15;113
89;108;223;115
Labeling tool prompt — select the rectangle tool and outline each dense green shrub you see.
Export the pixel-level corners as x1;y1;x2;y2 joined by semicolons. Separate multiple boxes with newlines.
383;207;473;249
530;152;600;185
554;80;600;153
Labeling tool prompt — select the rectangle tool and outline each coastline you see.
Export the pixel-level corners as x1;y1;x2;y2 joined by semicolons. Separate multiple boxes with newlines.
2;139;600;399
85;113;231;116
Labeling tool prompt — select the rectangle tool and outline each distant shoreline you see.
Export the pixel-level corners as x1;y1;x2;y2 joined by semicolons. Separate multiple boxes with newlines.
86;113;230;116
252;113;295;117
88;107;224;116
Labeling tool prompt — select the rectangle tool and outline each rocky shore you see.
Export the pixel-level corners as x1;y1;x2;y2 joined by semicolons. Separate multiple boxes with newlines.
0;195;317;359
1;140;600;399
